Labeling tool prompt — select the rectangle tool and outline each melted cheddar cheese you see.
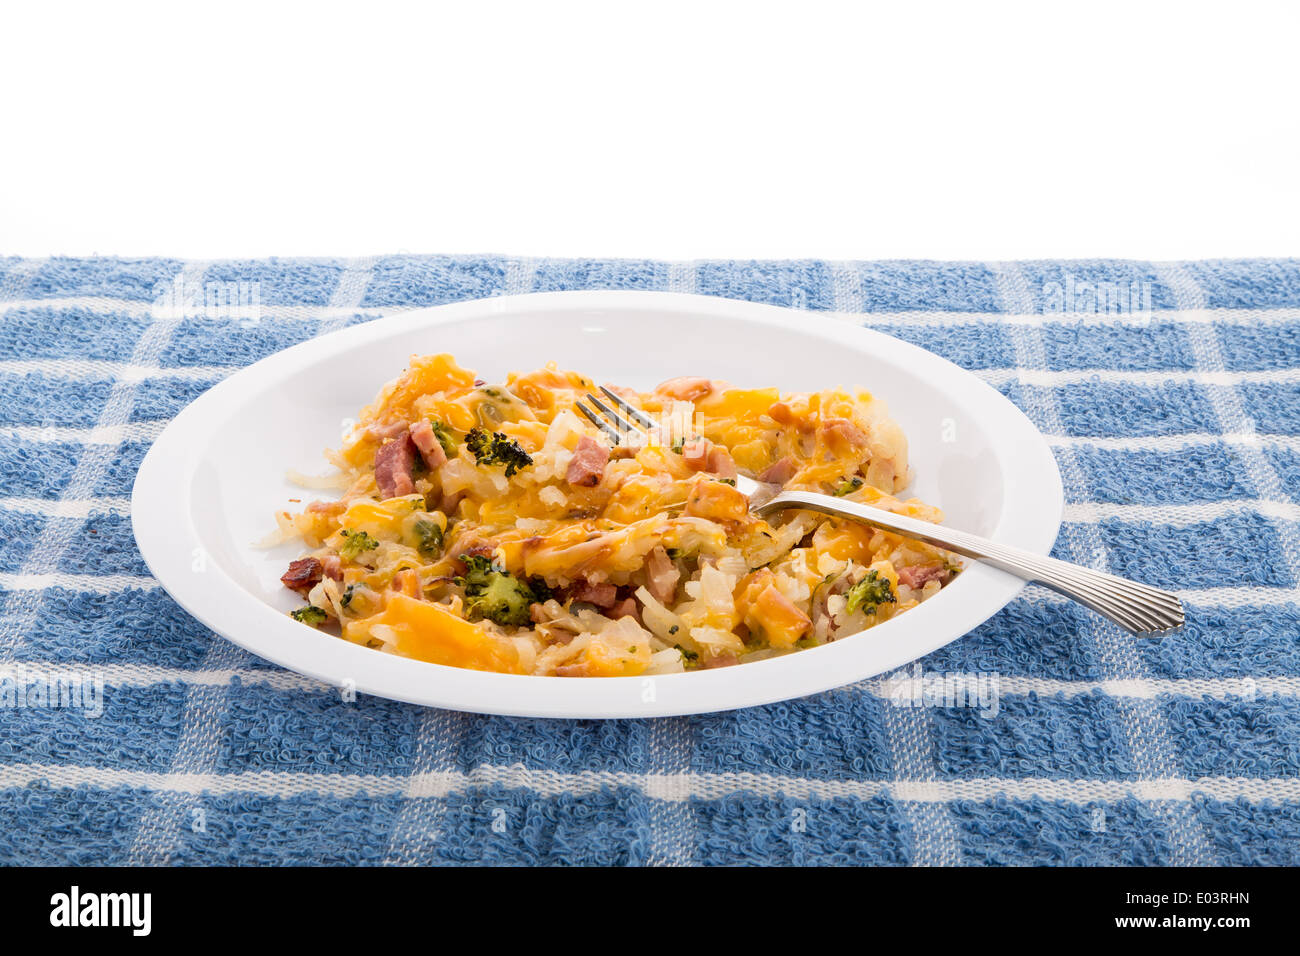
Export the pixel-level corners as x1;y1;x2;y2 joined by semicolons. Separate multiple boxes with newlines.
273;356;959;677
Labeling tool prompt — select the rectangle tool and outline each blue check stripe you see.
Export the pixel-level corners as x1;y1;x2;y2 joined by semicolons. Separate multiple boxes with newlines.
0;255;1297;866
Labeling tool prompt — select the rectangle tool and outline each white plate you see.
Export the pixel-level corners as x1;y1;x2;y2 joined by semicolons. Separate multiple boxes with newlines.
132;291;1063;718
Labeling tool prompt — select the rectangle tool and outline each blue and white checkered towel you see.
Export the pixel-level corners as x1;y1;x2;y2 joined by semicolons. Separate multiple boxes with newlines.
1;255;1297;865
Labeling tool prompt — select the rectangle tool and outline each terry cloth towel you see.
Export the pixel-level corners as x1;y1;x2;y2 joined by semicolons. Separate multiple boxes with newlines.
0;255;1298;866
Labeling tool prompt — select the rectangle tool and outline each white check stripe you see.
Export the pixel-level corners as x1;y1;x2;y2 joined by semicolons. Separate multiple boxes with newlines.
883;702;963;866
860;674;1300;701
1156;263;1300;582
0;422;166;444
7;356;1300;390
0;359;231;381
0;296;391;322
8;294;1300;329
129;256;385;866
842;306;1300;328
1;761;1297;805
976;367;1300;387
652;258;701;866
1061;499;1300;526
0;260;48;302
992;262;1216;866
126;637;248;865
828;261;866;313
0;262;210;662
0;497;132;518
1048;432;1300;453
9;661;1297;701
382;708;470;866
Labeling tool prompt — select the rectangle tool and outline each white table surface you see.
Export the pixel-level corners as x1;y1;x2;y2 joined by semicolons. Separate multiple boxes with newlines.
2;1;1297;261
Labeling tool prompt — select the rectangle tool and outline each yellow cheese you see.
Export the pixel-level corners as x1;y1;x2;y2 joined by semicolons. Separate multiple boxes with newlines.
361;593;524;673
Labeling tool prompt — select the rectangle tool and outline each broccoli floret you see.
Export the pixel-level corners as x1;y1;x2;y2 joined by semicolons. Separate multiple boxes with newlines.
527;577;555;604
844;569;895;615
465;428;532;477
833;476;864;496
412;518;444;556
459;554;541;627
430;420;458;458
291;605;328;626
338;529;378;560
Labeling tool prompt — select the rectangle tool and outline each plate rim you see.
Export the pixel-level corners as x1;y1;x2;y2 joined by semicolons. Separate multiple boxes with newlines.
131;290;1063;718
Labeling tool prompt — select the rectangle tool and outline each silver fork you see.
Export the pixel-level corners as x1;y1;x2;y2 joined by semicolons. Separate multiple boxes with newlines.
578;387;1184;636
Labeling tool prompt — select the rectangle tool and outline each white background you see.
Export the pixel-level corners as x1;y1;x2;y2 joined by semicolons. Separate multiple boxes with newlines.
1;0;1297;261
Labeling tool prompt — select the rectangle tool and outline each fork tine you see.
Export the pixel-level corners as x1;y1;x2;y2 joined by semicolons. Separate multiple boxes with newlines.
598;385;655;429
584;392;648;445
576;400;624;444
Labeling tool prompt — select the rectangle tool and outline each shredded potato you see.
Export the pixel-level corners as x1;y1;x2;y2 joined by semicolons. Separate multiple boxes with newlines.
272;354;959;676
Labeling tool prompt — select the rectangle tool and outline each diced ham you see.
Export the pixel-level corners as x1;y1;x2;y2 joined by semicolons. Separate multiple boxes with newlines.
706;445;737;480
374;434;417;499
569;579;618;608
608;596;639;621
390;568;420;597
703;653;739;669
680;438;736;479
565;436;610;487
645;546;680;604
655;376;716;402
321;555;343;581
819;417;867;453
767;401;797;426
681;439;710;469
898;564;948;590
409;420;448;471
758;455;798;485
280;557;323;594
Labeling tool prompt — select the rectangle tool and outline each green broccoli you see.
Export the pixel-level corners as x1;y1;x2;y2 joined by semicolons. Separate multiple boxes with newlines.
430;420;458;458
338;529;379;560
844;569;895;615
465;427;532;477
412;518;444;556
833;476;864;496
291;605;328;626
459;554;542;627
527;577;555;604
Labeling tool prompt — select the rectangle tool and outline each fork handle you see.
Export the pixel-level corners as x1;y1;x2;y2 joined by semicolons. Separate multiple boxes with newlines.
755;490;1184;635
